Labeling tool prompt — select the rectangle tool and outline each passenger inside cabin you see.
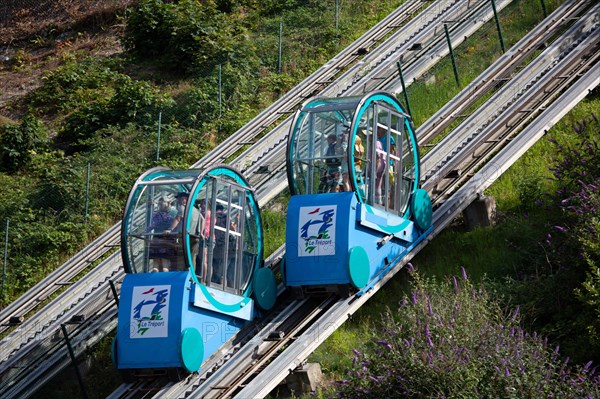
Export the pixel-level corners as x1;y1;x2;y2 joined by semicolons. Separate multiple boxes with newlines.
145;196;175;272
166;192;189;233
322;133;342;193
225;212;240;288
374;138;385;205
197;198;212;284
376;125;398;205
353;135;365;195
212;204;227;284
339;131;350;192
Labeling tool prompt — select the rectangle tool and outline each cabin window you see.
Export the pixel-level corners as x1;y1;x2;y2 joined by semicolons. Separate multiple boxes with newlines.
196;177;257;295
360;102;413;216
288;96;415;217
291;105;354;195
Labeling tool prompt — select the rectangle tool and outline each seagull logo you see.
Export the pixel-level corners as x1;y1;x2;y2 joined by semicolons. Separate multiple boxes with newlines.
300;207;335;254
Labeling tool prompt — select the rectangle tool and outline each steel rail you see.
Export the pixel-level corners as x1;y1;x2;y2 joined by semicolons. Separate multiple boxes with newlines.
0;224;120;334
427;37;599;202
343;0;511;95
229;0;516;207
228;0;483;171
422;7;600;193
0;251;121;365
413;0;594;147
189;0;428;170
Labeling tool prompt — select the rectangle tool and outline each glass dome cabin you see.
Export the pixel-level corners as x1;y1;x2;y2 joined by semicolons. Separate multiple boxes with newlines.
116;165;276;375
284;91;432;294
286;91;421;217
121;165;262;296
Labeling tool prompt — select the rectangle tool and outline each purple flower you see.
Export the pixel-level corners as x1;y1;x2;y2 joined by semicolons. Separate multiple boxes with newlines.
425;325;434;348
427;297;434;316
461;266;468;281
411;291;417;305
553;225;567;233
377;340;393;350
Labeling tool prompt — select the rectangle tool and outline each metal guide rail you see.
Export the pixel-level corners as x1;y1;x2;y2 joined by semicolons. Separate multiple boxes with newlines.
230;0;507;189
0;224;121;334
338;0;513;95
191;0;430;170
423;5;600;200
0;254;122;397
231;0;519;210
0;252;121;366
414;0;594;146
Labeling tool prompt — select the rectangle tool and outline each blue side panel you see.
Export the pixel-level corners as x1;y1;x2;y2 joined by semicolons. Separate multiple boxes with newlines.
285;192;354;286
117;271;245;370
286;192;422;290
117;272;188;369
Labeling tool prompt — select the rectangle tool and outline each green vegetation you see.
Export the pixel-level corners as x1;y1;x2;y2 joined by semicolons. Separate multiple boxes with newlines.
333;269;600;398
1;0;598;397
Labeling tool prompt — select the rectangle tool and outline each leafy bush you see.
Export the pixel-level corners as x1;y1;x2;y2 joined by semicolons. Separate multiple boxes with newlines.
30;58;117;115
486;112;600;364
58;74;173;151
548;113;600;351
332;268;600;398
124;0;249;75
0;113;49;173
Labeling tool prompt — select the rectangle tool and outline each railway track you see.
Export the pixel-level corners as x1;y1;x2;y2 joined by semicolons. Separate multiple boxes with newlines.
233;62;599;399
3;1;596;398
231;0;514;203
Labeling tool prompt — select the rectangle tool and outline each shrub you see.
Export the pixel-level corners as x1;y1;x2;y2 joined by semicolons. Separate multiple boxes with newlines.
58;74;173;151
548;113;600;351
332;268;600;398
0;113;48;173
123;0;249;75
30;58;117;115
